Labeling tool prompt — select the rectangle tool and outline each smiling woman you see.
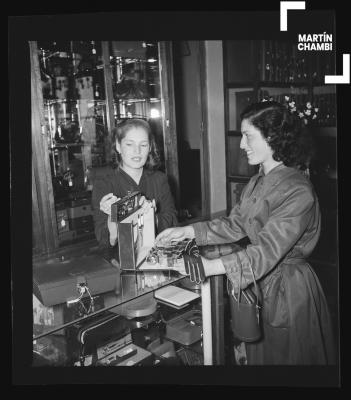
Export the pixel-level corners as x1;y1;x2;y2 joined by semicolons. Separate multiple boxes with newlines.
155;101;336;365
115;120;153;182
91;119;178;261
240;119;282;175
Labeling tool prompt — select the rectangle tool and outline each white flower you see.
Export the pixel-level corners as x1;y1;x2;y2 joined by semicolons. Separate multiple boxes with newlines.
285;96;290;101
314;108;319;113
261;98;268;102
306;102;312;109
291;107;297;112
305;109;312;116
312;114;317;119
299;112;304;118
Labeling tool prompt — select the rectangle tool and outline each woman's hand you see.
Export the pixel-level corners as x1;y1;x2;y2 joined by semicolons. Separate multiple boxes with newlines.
155;226;195;246
100;193;119;245
182;255;226;284
100;193;119;216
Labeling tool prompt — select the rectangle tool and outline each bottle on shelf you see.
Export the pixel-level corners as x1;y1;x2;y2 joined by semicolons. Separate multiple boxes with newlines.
264;40;272;82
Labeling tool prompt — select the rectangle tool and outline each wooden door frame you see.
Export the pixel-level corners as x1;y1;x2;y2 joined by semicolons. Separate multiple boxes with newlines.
30;41;59;255
198;41;211;220
101;41;114;163
159;41;210;221
158;41;180;206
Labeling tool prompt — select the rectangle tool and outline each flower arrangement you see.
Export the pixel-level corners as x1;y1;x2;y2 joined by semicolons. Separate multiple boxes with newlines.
284;96;319;126
261;95;319;126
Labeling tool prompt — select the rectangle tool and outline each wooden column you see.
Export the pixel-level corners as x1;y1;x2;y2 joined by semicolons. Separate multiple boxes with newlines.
158;41;180;206
30;41;59;254
101;41;114;162
198;41;211;220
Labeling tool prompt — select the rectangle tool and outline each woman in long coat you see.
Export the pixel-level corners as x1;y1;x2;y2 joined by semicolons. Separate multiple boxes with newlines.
155;101;336;365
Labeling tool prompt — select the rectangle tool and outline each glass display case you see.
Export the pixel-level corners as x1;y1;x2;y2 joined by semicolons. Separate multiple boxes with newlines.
31;40;210;368
32;244;204;367
34;41;167;248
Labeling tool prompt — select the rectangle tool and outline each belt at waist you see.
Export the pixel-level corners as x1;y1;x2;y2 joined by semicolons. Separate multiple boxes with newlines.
282;257;307;265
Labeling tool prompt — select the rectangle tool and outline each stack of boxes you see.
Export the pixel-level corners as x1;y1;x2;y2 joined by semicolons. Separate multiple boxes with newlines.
56;196;94;244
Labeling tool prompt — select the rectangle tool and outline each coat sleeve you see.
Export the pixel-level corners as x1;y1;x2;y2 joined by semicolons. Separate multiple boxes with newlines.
156;173;178;233
91;174;113;249
221;184;316;292
192;181;250;246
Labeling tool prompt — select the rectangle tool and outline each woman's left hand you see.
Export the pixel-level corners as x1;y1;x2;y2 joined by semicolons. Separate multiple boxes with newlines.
183;253;206;283
183;255;226;283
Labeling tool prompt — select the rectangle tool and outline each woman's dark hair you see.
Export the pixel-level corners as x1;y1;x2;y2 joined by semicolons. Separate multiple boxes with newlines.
240;101;314;170
111;118;161;170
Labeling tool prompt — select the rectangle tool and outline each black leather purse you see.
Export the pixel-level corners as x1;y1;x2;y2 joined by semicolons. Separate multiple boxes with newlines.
227;250;262;343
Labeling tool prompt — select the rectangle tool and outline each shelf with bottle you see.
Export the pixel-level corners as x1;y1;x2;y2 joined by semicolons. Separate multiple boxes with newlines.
109;42;161;122
258;81;310;88
39;42;106;103
311;86;336;128
257;40;337;88
113;97;162;120
257;40;314;85
310;50;335;86
44;98;107;106
227;81;310;88
44;97;109;150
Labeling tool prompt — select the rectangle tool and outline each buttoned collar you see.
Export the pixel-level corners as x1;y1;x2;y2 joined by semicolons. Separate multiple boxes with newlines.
257;163;296;188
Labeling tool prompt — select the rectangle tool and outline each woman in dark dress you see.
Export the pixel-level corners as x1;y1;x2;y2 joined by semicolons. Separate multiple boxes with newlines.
155;101;336;365
92;118;177;261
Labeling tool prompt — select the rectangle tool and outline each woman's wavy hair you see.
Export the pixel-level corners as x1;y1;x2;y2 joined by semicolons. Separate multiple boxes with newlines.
111;118;161;170
240;101;314;170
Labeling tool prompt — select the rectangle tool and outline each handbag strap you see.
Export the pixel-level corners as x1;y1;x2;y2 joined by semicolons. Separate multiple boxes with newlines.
226;249;259;308
243;249;259;308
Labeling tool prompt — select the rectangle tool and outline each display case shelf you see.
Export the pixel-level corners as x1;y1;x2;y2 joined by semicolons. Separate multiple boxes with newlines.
257;81;310;88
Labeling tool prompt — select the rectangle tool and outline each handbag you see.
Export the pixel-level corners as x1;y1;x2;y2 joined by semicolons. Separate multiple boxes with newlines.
227;250;262;343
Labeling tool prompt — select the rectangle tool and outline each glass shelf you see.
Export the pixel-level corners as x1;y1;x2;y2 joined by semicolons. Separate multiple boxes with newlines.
110;41;161;121
33;267;185;341
44;99;106;105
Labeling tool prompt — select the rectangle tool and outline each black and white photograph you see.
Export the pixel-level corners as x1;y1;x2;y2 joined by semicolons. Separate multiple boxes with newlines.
10;6;347;387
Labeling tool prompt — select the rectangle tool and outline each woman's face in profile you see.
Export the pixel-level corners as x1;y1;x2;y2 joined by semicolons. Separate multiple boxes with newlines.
240;119;274;167
116;127;150;170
